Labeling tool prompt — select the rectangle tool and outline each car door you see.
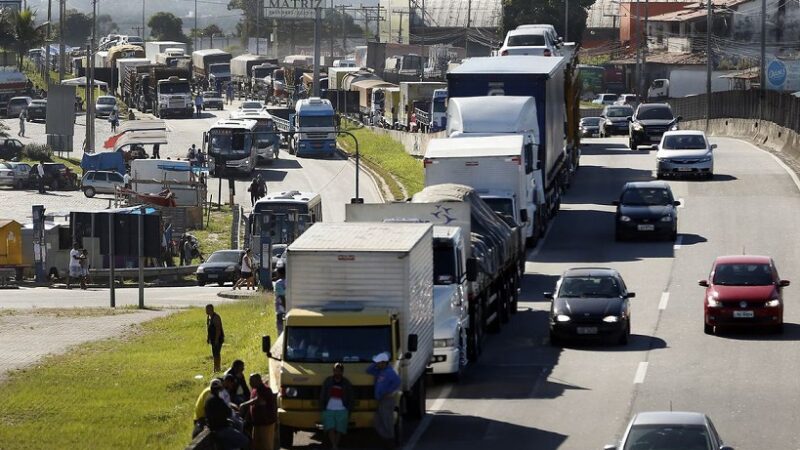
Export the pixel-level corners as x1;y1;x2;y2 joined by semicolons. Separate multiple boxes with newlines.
108;172;124;191
93;172;110;193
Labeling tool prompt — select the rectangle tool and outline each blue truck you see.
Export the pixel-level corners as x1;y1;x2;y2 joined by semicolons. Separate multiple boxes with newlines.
268;97;337;158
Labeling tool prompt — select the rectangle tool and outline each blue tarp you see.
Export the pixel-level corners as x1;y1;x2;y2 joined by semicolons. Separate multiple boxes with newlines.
81;152;125;175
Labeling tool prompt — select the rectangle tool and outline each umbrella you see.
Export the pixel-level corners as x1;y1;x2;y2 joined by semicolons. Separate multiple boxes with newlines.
61;77;108;89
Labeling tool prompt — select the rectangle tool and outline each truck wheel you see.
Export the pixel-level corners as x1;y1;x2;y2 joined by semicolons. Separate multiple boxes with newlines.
405;376;426;419
279;425;294;448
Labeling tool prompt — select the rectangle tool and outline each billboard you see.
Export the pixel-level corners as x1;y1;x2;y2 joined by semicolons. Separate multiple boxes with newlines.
264;0;325;19
765;58;800;92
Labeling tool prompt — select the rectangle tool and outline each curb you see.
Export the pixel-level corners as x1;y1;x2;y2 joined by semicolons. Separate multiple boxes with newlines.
217;289;262;300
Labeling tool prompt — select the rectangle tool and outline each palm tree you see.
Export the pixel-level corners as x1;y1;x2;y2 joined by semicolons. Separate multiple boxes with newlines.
9;8;45;71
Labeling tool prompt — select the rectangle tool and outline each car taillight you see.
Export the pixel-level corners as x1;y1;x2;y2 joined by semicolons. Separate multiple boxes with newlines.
544;49;552;57
501;50;509;56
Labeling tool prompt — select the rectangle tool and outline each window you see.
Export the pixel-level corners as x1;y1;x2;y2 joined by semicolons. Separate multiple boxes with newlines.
95;173;108;182
662;134;707;150
84;173;95;181
508;34;546;47
433;243;457;285
713;263;774;286
298;115;334;128
623;425;712;450
621;188;673;206
97;97;116;105
637;106;674;120
558;276;622;298
109;173;124;182
606;107;633;117
284;326;392;363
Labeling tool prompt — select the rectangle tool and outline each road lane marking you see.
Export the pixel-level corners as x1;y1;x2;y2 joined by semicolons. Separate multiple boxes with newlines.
673;235;683;250
659;292;670;310
633;362;649;384
403;383;453;450
677;197;685;208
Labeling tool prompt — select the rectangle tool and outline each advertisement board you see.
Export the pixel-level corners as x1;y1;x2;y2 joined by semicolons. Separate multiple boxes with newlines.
765;58;800;92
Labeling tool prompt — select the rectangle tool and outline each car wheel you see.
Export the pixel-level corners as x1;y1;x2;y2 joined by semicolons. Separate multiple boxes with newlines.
217;281;225;287
83;187;96;198
704;323;714;335
618;321;630;345
197;281;205;286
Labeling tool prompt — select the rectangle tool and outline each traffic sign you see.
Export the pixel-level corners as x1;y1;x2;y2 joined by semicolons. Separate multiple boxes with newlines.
264;0;325;19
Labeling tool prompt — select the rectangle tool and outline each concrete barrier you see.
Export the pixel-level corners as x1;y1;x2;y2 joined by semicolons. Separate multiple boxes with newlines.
364;126;447;157
682;118;800;161
90;265;198;280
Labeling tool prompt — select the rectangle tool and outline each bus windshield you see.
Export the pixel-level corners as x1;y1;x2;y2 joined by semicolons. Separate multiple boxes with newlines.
256;206;311;245
208;129;251;157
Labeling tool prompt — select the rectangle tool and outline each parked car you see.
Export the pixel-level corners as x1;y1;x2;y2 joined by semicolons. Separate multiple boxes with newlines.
599;105;634;137
592;93;619;105
196;249;246;286
95;96;117;118
81;170;124;197
0;165;13;187
604;411;734;450
0;161;32;188
614;93;639;107
7;96;32;117
203;91;224;110
499;27;559;56
26;99;47;121
656;130;715;179
0;138;24;160
614;181;680;241
546;267;634;345
629;103;681;150
700;255;789;335
579;117;602;137
28;163;79;190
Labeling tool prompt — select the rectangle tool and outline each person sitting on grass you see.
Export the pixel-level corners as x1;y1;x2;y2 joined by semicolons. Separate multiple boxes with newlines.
205;379;250;449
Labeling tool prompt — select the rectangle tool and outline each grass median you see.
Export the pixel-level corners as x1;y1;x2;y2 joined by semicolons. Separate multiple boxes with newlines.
337;121;424;200
0;297;276;450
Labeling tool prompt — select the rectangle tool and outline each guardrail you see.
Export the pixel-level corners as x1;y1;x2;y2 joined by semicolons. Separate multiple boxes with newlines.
89;265;198;279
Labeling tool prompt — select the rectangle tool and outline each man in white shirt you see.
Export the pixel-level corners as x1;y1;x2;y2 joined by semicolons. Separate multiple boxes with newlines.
67;242;82;289
123;171;131;189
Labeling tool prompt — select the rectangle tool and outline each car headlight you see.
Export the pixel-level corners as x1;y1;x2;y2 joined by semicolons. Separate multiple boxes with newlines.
698;156;712;163
555;314;571;322
707;296;722;307
605;120;613;125
225;265;236;272
196;266;204;274
633;123;643;131
433;338;456;348
765;299;781;307
619;215;632;222
602;315;620;323
660;215;673;222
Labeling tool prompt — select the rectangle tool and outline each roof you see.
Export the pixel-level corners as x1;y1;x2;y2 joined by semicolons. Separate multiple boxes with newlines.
412;0;502;28
210;119;257;130
648;0;752;22
563;267;620;277
351;79;396;90
713;255;772;264
426;135;525;158
256;190;319;205
114;130;168;148
288;222;432;252
609;52;706;65
624;180;672;189
632;411;708;426
451;55;565;75
0;219;20;229
448;96;538;136
230;110;273;120
662;130;706;137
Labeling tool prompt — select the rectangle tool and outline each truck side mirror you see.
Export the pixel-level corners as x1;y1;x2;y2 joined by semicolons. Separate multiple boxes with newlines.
466;257;478;282
261;335;271;354
407;334;418;352
520;209;529;223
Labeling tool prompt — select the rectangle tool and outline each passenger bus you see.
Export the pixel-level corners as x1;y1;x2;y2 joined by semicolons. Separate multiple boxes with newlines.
204;119;258;176
229;110;281;165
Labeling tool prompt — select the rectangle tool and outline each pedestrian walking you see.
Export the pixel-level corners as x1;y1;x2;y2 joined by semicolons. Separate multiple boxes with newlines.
79;248;89;289
367;352;401;448
257;174;267;200
152;143;161;159
273;267;286;335
188;144;198;166
240;374;277;450
206;304;225;372
233;249;255;290
109;108;119;132
66;242;82;289
195;93;204;117
197;148;206;167
248;179;259;207
226;83;234;105
321;363;354;450
18;109;26;137
123;171;131;189
36;162;46;194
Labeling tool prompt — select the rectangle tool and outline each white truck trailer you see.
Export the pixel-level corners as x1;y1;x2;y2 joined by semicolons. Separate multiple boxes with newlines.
144;41;188;63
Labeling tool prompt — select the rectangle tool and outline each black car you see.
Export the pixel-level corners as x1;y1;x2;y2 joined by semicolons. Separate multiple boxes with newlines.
629;103;681;149
26;99;47;121
546;267;634;345
196;249;245;286
614;181;680;241
28;163;79;190
599;105;634;137
579;117;601;137
0;138;24;160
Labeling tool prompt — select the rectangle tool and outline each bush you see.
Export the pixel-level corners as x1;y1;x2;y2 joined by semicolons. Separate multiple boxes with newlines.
22;143;54;162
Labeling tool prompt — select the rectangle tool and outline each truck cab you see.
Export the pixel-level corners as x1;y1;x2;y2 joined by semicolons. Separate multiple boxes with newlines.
293;97;337;158
208;63;231;87
648;78;669;100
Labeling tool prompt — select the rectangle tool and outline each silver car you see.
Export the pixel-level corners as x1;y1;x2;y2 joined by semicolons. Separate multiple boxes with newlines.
7;96;32;117
0;165;13;186
656;130;715;179
82;170;125;197
0;161;32;188
605;411;733;450
95;96;117;118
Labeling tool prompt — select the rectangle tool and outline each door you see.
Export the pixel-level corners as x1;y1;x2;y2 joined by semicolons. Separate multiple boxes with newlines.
93;172;110;193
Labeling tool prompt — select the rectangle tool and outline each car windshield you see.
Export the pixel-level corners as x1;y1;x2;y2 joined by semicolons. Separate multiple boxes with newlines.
206;251;242;264
98;97;116;105
298;115;334;128
558;276;621;298
621;188;673;206
623;424;712;450
482;197;515;218
160;83;190;94
284;326;392;363
582;118;601;126
713;263;774;286
10;99;29;106
638;106;673;120
662;135;707;150
508;34;546;47
242;102;263;109
606;107;633;118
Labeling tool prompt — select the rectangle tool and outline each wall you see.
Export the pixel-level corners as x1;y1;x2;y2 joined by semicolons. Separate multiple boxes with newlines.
367;126;446;157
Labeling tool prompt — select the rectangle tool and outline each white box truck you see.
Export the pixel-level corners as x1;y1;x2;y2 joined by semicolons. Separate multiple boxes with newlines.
266;222;433;447
145;41;187;63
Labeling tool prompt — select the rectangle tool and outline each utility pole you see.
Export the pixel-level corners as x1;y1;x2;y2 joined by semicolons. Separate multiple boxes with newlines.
58;0;65;81
45;0;52;88
396;10;407;44
564;0;568;42
142;0;146;39
87;0;97;154
341;4;350;55
760;0;766;120
634;0;640;95
313;7;321;97
256;0;261;54
641;0;649;96
421;0;425;79
465;0;471;55
330;0;335;60
705;0;712;131
132;26;144;37
194;0;198;50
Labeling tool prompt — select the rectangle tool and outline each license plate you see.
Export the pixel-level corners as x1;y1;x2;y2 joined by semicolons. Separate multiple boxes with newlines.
207;274;218;279
733;310;754;318
677;167;692;172
637;224;655;231
577;327;598;335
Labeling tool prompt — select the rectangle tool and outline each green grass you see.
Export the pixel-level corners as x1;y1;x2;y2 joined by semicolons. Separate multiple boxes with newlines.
22;59;129;114
337;120;424;200
20;155;82;174
0;297;276;450
192;205;234;258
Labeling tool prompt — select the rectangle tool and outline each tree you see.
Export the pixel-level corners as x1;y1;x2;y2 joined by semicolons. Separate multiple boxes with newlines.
58;10;92;46
10;8;45;70
203;24;223;37
148;12;189;43
501;0;592;45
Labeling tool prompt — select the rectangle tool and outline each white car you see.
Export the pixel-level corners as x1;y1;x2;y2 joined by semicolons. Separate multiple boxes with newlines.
592;93;619;105
656;130;715;179
239;100;265;113
0;165;14;186
499;28;559;56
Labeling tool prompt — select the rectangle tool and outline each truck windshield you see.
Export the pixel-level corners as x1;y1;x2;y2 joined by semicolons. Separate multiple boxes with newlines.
284;326;392;363
210;65;229;75
160;83;190;94
209;130;251;157
482;197;515;219
433;243;457;285
253;68;271;78
299;115;334;128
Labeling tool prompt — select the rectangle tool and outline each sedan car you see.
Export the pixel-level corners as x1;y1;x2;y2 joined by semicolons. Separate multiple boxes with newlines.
605;411;733;450
26;99;47;121
701;255;789;335
203;91;224;110
196;249;246;286
0;138;24;160
499;28;559;56
271;243;287;272
614;181;680;241
546;267;634;345
239;100;265;112
599;105;634;137
656;130;715;179
7;96;32;117
81;170;125;197
579;117;602;137
592;93;619;105
95;96;117;118
0;161;32;188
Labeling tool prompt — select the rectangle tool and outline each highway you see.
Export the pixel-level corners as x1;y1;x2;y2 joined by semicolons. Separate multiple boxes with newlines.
389;135;800;450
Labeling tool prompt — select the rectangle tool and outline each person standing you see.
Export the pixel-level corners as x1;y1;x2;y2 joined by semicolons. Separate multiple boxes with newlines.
206;304;225;372
123;170;131;189
36;162;46;194
79;248;89;290
66;242;82;289
226;83;234;105
18;108;26;137
109;108;119;132
152;143;161;159
183;237;194;266
367;352;401;448
273;267;286;335
320;363;354;450
233;248;254;290
248;179;259;207
240;373;277;450
257;175;267;200
195;92;204;117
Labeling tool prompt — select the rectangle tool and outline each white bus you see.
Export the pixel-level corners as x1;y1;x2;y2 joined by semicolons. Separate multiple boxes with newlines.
229;110;281;165
204;119;259;176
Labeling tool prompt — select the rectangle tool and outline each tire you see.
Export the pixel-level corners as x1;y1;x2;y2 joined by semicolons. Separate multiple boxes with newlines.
670;230;678;242
197;281;205;286
618;321;630;345
706;172;714;180
704;323;714;335
279;425;294;449
83;186;96;198
549;330;561;346
467;301;483;362
486;291;501;333
217;281;225;287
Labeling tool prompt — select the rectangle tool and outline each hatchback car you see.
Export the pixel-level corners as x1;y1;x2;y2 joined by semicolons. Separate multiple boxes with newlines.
0;161;32;188
629;103;681;149
499;28;559;56
614;181;680;241
7;96;32;117
26;99;47;121
196;249;246;286
605;411;733;450
95;96;117;118
592;93;619;105
701;255;789;335
614;93;639;107
81;170;125;197
599;105;634;137
579;117;602;137
203;91;224;110
546;267;634;345
656;130;715;179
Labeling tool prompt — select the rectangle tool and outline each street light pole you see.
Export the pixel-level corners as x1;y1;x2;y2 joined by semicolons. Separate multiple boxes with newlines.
58;0;66;82
194;0;198;50
142;0;146;40
705;0;712;131
760;0;766;120
337;130;361;203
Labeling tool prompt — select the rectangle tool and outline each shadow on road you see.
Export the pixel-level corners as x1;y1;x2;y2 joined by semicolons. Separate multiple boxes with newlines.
520;273;561;303
707;173;738;182
561;165;655;206
713;322;800;341
678;233;708;246
580;142;634;156
558;334;668;352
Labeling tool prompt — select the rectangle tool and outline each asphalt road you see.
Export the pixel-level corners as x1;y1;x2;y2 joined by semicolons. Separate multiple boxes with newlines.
344;135;800;450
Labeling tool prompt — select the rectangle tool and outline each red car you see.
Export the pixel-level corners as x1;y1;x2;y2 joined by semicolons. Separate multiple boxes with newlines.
700;255;790;334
